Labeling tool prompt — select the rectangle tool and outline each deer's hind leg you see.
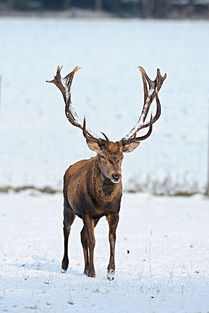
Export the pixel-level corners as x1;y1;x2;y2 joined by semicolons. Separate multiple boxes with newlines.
61;200;76;273
81;218;99;277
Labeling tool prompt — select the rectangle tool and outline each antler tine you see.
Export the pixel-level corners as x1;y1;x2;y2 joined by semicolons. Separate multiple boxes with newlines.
123;115;153;144
121;67;166;144
101;132;110;142
134;91;161;133
138;66;166;123
82;117;100;142
47;66;100;143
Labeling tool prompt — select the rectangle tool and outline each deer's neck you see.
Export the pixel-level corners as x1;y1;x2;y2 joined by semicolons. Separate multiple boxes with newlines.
90;157;121;199
102;177;115;196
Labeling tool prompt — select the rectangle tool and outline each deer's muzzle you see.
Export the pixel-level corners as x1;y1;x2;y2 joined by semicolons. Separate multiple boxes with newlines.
112;174;121;184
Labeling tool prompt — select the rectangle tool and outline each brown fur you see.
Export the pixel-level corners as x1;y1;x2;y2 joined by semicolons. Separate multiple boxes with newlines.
61;142;123;279
64;156;122;219
47;65;166;280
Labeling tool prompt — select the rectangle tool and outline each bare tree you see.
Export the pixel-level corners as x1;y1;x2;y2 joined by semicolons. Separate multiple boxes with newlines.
7;0;16;9
154;0;169;18
95;0;102;11
63;0;72;10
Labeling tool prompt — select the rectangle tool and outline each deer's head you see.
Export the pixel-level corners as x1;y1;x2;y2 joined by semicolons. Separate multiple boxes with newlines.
47;66;166;184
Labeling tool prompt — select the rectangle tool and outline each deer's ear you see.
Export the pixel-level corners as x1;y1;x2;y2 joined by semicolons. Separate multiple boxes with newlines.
122;142;140;153
86;140;102;153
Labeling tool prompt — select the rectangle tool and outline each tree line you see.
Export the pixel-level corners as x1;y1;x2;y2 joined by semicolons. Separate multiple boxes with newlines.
0;0;209;18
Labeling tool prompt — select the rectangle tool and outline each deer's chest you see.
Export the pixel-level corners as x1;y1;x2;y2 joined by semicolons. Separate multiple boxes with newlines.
70;187;122;219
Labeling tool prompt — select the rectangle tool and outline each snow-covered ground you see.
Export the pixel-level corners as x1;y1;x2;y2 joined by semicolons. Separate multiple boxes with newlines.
0;191;209;312
0;18;209;193
1;17;209;313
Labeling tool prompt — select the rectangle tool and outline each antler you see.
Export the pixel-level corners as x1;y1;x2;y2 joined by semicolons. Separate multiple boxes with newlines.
47;66;166;149
121;67;167;144
46;66;103;143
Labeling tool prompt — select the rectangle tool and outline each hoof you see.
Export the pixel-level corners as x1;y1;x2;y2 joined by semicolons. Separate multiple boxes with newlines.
84;264;96;278
61;258;69;273
107;269;115;281
88;271;96;278
61;268;67;273
84;270;96;278
84;264;89;276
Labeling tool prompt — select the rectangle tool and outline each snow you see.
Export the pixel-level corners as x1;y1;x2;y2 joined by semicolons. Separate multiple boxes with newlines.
0;18;209;193
0;191;209;312
1;16;209;313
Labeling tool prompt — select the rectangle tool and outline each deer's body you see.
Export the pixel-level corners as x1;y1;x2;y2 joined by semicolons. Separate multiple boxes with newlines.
47;65;166;279
64;156;122;220
62;145;123;278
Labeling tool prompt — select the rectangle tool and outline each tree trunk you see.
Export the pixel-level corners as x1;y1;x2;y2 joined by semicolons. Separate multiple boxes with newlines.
7;0;16;9
142;0;155;18
95;0;102;11
63;0;72;10
154;0;169;18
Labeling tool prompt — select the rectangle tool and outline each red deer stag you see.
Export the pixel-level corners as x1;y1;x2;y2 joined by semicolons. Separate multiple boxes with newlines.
47;66;166;280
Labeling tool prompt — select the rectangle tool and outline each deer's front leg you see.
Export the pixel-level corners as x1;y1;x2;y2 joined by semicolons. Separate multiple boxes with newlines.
80;226;89;275
84;215;96;278
106;213;119;280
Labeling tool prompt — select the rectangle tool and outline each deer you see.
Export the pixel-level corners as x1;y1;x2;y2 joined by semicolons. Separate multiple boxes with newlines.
47;65;166;280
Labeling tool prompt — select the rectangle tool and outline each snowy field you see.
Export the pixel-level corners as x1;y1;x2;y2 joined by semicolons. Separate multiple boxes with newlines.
0;18;209;193
0;191;209;313
1;16;209;313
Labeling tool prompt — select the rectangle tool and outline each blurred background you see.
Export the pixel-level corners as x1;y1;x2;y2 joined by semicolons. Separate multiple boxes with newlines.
0;0;209;195
1;0;209;18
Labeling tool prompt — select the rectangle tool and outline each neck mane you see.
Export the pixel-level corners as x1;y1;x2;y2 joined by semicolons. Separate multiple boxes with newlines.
102;177;115;196
90;156;120;199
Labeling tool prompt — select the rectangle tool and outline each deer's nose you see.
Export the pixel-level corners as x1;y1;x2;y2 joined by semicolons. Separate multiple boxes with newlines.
112;174;121;183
